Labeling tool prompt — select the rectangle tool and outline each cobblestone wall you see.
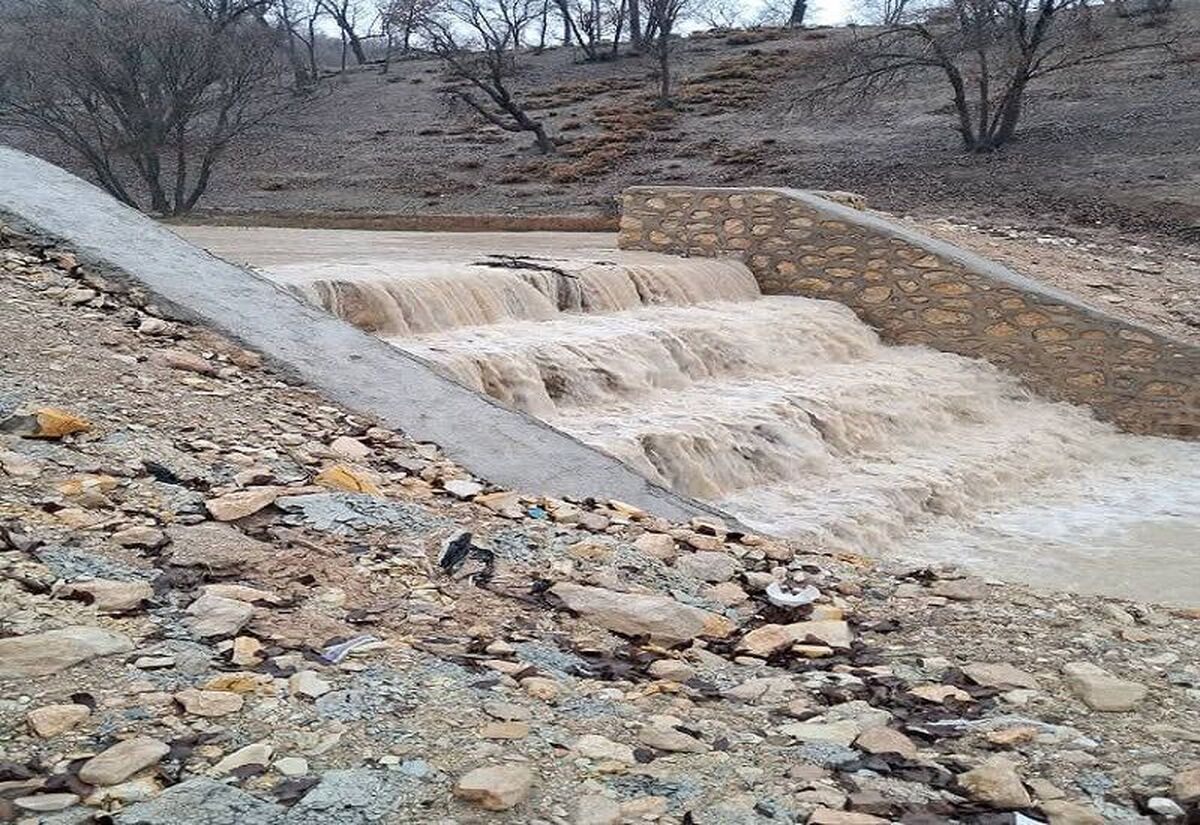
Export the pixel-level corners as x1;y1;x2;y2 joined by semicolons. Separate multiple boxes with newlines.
619;186;1200;439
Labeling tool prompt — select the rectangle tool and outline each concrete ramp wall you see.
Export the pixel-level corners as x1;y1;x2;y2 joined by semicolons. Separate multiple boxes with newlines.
0;147;712;521
619;185;1200;439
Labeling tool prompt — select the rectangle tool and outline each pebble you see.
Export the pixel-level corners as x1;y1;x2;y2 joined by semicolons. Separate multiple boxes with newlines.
675;550;739;582
632;532;676;560
549;582;733;645
575;734;636;764
174;688;244;717
854;726;918;758
963;661;1041;691
60;578;153;613
186;593;255;638
1062;661;1147;711
205;486;283;521
26;703;91;737
454;764;533;811
638;725;711;753
289;670;332;698
212;741;273;774
1172;764;1200;803
574;794;622;825
274;756;309;777
957;756;1032;809
14;793;80;813
78;737;170;786
0;625;133;678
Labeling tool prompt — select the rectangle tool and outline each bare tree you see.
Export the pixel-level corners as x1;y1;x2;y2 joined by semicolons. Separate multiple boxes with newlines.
854;0;915;24
554;0;629;59
379;0;440;69
424;0;556;152
697;0;747;28
0;0;281;214
644;0;689;105
277;0;326;85
319;0;371;64
807;0;1175;152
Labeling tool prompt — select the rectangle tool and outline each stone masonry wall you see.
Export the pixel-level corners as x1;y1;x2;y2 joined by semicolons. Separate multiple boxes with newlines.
619;186;1200;439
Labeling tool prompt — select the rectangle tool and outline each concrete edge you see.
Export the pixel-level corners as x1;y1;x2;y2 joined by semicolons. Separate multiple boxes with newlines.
0;147;725;525
168;210;619;234
627;184;1196;351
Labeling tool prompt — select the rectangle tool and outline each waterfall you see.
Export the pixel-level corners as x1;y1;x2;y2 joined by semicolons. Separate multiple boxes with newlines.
183;227;1200;605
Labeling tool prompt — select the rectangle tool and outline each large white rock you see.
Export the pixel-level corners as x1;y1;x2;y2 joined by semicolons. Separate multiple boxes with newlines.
0;626;134;678
550;583;733;645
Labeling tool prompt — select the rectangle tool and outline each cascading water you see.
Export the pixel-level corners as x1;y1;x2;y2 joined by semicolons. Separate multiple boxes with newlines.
178;227;1200;605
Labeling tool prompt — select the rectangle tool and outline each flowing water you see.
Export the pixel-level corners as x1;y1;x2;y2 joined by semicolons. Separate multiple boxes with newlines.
176;227;1200;605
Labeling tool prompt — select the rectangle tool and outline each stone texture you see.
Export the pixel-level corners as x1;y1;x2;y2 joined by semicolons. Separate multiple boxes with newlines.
166;522;272;572
963;662;1041;691
206;487;284;521
454;764;533;811
618;186;1200;438
186;593;255;638
550;582;734;644
1172;764;1200;803
78;737;170;786
854;726;918;758
0;625;134;678
61;578;154;613
738;619;852;656
174;688;244;717
1062;662;1147;711
674;550;739;582
27;703;91;737
957;756;1032;809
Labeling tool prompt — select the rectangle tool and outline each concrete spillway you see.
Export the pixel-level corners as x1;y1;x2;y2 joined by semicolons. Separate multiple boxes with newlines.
175;226;1200;606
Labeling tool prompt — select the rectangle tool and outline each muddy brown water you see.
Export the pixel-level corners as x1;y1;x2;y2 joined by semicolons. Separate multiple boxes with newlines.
175;226;1200;606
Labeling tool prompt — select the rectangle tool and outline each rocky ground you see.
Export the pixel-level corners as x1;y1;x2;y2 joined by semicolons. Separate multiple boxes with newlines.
1;230;1199;825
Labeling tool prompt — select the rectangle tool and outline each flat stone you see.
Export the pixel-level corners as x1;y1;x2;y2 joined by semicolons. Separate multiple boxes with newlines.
854;726;918;758
61;578;154;613
174;688;244;717
115;777;282;824
930;577;988;601
150;348;217;375
963;662;1041;691
186;593;254;638
0;625;134;678
274;756;309;777
648;659;696;683
14;793;80;812
480;721;530;739
206;486;284;521
1062;662;1147;711
780;719;862;746
1172;764;1200;803
957;756;1032;809
910;684;972;704
26;703;91;737
575;794;622;825
550;582;733;645
724;675;796;704
1039;800;1106;824
1;407;91;439
454;764;533;811
633;532;676;560
330;435;371;460
443;478;484;499
79;737;170;786
483;701;532;722
213;741;273;774
808;810;889;825
520;676;560;701
314;464;382;495
166;522;272;572
111;525;167;549
638;726;711;753
674;550;739;583
575;734;636;764
738;619;852;656
289;670;332;699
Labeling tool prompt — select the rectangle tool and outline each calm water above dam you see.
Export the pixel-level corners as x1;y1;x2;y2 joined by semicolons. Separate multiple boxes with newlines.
176;226;1200;606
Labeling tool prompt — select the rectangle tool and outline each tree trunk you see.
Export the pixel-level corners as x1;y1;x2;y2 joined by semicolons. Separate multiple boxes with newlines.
656;31;671;105
788;0;807;27
628;0;641;49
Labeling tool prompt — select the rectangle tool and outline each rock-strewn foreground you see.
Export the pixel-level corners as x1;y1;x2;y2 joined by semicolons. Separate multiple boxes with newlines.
0;232;1198;825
